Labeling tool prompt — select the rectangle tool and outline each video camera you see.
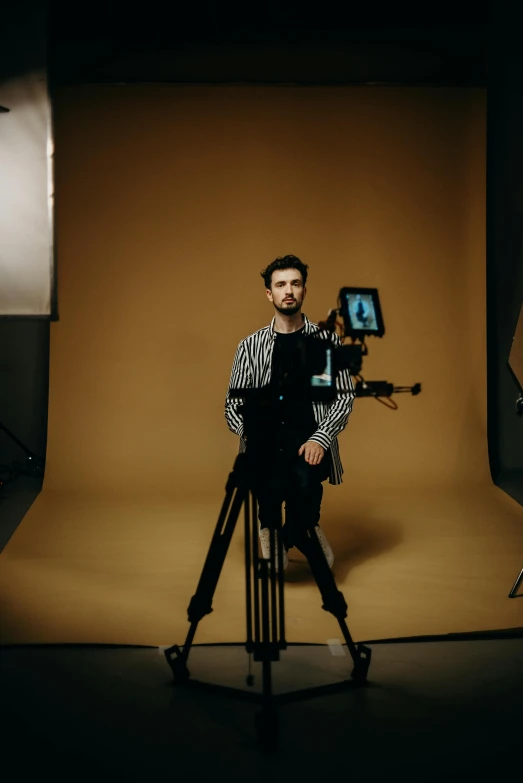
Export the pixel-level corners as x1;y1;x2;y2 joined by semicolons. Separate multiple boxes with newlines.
300;286;421;405
230;287;421;408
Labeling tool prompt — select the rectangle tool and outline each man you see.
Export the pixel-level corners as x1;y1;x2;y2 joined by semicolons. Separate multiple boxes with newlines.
225;255;354;570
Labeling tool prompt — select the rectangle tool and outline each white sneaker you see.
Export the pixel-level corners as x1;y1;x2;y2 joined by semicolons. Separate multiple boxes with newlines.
259;527;289;571
314;525;334;568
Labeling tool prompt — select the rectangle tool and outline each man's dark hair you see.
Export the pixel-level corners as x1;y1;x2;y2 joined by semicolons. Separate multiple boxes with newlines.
260;255;309;289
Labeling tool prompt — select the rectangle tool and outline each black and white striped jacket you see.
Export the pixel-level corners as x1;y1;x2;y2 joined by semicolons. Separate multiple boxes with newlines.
224;314;355;484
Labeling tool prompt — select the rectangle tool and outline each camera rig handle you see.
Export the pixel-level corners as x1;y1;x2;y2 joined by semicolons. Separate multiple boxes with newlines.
355;381;422;398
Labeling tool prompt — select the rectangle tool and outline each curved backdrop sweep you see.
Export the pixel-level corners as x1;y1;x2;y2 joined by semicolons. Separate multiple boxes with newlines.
0;85;521;646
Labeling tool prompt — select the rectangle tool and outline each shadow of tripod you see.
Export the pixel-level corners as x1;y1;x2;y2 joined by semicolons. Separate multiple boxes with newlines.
165;452;371;750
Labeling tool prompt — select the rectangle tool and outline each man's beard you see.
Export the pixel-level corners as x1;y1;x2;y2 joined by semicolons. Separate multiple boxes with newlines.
275;300;301;316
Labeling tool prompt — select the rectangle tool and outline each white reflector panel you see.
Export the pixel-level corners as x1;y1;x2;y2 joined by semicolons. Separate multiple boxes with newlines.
0;70;54;316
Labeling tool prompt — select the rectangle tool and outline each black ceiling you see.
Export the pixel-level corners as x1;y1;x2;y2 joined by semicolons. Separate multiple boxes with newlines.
49;1;487;41
0;1;501;85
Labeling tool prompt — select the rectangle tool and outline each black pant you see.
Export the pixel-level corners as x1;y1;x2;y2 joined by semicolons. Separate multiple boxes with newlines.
255;451;329;551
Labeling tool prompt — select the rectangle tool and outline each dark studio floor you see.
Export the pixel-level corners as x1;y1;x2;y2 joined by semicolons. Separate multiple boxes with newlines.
1;638;522;782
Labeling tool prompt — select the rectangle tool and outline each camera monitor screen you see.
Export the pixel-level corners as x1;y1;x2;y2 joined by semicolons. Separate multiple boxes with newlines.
310;346;333;388
339;287;385;338
307;340;337;402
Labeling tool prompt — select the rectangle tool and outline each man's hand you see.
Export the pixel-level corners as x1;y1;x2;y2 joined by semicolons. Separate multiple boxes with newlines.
298;440;325;465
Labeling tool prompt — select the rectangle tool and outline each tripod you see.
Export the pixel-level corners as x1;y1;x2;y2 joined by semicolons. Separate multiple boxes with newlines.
165;452;371;749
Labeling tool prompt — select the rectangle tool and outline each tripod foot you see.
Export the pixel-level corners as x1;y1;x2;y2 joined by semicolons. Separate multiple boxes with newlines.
164;645;191;684
350;644;372;683
255;708;279;751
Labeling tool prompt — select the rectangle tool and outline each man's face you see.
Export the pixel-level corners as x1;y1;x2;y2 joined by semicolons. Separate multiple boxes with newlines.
266;268;306;315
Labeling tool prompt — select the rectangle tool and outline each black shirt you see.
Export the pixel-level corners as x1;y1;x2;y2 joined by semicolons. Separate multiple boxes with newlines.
270;326;317;456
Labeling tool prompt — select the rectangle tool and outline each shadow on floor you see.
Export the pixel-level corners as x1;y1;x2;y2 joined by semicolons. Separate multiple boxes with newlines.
284;515;403;584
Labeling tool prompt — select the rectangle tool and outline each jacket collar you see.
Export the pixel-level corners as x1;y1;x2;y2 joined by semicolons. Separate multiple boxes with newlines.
269;313;313;340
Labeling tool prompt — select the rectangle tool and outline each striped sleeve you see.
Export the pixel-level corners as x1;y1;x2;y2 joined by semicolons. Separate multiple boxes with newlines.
224;340;252;439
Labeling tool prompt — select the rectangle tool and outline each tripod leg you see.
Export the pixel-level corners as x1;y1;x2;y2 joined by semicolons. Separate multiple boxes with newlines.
245;489;254;655
254;558;279;751
165;467;246;683
295;525;372;682
508;567;523;597
249;498;283;749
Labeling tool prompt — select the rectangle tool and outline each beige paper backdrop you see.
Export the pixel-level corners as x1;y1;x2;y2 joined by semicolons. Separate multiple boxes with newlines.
1;85;521;645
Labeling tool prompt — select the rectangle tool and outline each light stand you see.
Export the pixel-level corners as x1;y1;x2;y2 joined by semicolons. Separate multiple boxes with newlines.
0;421;45;485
